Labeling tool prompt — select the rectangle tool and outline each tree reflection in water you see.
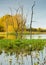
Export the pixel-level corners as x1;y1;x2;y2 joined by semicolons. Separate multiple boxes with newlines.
0;47;46;65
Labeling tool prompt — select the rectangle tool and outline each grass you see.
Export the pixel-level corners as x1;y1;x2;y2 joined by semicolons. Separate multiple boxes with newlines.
0;39;46;54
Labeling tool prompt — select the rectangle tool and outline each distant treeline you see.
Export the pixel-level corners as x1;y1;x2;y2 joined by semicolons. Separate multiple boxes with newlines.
26;28;46;32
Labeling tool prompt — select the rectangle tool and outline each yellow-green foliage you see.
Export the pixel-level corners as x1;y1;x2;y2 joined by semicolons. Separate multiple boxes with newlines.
0;14;26;32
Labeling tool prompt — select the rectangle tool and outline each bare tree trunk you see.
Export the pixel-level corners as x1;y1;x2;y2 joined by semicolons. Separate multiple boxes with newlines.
6;19;8;39
30;1;35;39
20;6;23;39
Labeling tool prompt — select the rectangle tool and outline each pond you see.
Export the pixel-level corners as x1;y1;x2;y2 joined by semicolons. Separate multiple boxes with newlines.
0;47;46;65
5;34;46;39
0;32;46;39
23;34;46;39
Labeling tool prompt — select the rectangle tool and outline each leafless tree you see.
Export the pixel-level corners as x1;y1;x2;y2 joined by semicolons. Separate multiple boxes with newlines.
9;6;27;39
9;8;19;39
9;8;14;29
5;17;9;39
13;8;20;39
20;6;27;39
19;6;23;39
30;1;35;39
14;6;27;39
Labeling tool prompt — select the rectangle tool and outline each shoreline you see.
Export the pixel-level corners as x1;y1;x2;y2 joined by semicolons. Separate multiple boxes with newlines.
0;31;46;35
23;31;46;35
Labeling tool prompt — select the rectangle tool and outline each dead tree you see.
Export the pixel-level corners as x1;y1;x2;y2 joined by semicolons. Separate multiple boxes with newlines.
9;7;27;39
9;8;20;39
24;14;28;31
20;6;24;39
30;1;35;39
15;17;20;39
20;6;28;39
15;7;27;39
9;8;14;29
6;18;9;39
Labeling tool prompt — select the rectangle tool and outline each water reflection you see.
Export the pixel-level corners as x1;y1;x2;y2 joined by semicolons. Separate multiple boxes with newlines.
0;47;46;65
23;34;46;39
1;34;46;39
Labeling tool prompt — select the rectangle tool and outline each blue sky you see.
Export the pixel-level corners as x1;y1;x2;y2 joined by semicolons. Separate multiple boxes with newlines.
0;0;46;28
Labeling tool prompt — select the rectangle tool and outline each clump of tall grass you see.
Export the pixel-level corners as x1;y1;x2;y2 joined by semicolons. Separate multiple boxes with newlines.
0;39;46;54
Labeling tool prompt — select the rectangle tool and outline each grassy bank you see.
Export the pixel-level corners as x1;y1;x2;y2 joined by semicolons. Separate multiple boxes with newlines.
0;39;46;54
23;31;46;35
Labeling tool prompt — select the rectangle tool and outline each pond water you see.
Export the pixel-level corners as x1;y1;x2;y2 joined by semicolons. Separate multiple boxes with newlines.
0;33;46;39
23;34;46;39
6;34;46;39
0;47;46;65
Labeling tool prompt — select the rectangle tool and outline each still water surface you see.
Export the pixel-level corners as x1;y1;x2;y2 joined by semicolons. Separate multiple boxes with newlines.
0;47;46;65
7;34;46;39
23;34;46;39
